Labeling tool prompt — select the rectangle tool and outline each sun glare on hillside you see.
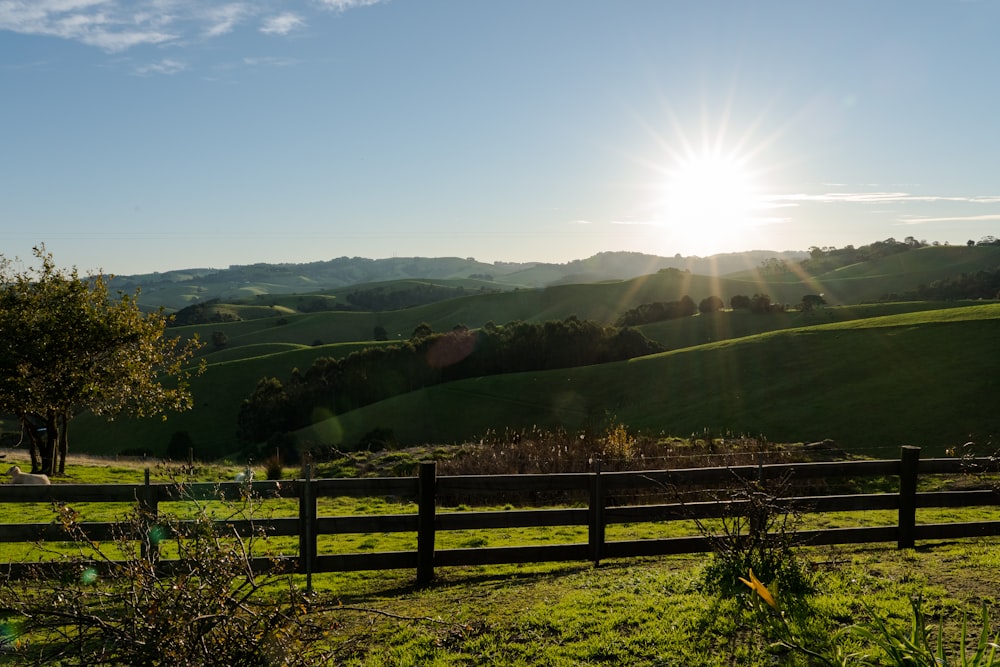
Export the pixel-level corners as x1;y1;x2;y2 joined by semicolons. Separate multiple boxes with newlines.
659;150;768;255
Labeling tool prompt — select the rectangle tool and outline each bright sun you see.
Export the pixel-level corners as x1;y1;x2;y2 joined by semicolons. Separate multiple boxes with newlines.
660;152;762;255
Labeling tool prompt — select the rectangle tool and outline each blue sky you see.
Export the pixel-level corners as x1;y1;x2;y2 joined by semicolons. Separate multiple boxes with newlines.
2;0;999;275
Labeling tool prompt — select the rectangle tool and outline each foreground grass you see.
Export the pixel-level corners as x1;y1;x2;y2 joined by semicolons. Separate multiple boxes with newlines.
311;540;1000;666
3;538;998;665
1;454;999;664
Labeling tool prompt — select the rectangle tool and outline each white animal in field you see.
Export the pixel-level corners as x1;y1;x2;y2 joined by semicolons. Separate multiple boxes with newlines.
6;466;51;485
235;467;254;483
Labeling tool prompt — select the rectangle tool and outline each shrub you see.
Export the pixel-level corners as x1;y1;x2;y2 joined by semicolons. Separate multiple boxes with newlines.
264;454;284;480
0;488;338;665
694;471;812;598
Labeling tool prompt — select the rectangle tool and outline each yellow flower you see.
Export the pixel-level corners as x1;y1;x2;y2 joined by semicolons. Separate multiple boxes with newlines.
739;569;777;609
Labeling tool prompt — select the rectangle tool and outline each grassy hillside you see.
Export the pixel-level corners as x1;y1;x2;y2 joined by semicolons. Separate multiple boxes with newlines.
172;269;802;347
300;304;1000;456
65;300;998;460
726;244;1000;304
68;340;393;459
636;300;983;348
56;242;1000;463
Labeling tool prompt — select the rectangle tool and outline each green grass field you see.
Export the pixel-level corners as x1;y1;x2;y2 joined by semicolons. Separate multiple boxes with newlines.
2;458;999;666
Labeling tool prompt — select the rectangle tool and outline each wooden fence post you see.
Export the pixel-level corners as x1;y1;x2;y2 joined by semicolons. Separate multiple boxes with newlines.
299;460;316;592
898;446;920;549
140;468;159;564
417;461;437;584
588;458;606;566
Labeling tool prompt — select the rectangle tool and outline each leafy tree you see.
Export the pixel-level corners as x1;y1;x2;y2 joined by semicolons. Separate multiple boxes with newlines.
211;330;228;350
699;296;725;314
730;294;751;310
373;325;388;341
750;293;774;313
758;258;789;275
411;322;433;340
237;377;292;447
615;295;698;326
0;247;204;475
800;294;827;311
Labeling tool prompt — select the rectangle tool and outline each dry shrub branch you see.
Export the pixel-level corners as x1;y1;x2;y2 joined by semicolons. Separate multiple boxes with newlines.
0;485;339;666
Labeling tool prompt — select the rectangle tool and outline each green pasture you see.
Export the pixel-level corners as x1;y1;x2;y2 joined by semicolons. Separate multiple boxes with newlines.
300;303;1000;453
63;302;1000;459
811;244;1000;286
1;460;1000;664
636;299;981;348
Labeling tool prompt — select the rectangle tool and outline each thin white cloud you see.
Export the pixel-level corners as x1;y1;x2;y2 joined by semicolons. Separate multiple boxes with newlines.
315;0;385;11
0;0;387;54
768;192;1000;205
133;57;186;75
0;0;176;52
260;12;305;35
203;3;251;38
243;55;300;67
898;214;1000;225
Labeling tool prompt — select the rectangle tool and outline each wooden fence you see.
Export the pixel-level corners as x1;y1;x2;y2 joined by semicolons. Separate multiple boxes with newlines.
1;446;999;584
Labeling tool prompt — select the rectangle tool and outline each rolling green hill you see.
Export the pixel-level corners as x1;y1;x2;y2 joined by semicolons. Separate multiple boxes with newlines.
68;340;394;458
65;300;999;460
299;303;1000;456
726;244;1000;304
635;300;984;348
47;244;1000;460
169;248;998;354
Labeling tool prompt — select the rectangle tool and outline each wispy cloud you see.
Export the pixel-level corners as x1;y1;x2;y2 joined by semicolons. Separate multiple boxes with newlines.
132;57;186;75
243;56;300;67
315;0;386;11
202;3;251;38
899;214;1000;225
260;12;305;36
0;0;175;52
0;0;384;53
767;192;1000;205
767;189;1000;230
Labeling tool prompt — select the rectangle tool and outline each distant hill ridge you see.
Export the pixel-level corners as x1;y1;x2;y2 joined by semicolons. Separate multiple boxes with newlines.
110;250;808;312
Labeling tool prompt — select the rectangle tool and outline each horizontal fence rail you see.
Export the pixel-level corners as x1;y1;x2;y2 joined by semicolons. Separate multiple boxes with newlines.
0;447;998;583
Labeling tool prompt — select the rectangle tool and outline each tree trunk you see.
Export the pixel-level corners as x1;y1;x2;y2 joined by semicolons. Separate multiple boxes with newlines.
57;412;69;475
38;411;57;476
19;412;44;474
